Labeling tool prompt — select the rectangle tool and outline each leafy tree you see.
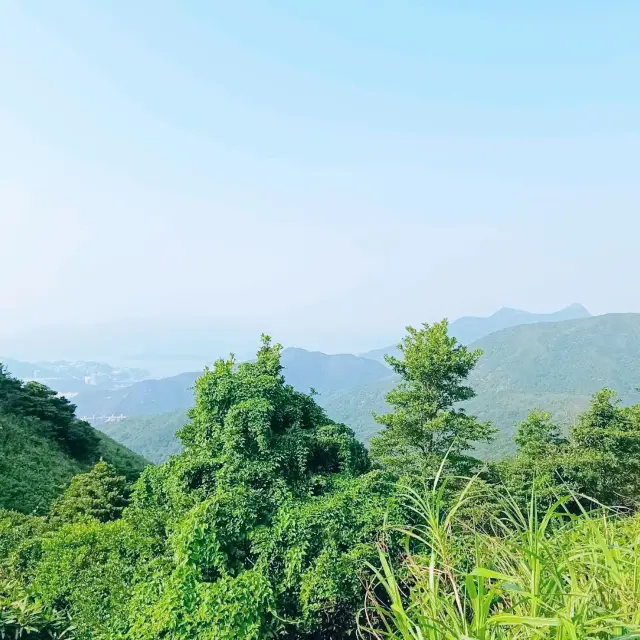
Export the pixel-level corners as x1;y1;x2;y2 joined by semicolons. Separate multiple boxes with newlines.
50;461;130;524
567;389;640;507
499;392;640;511
497;410;568;508
513;409;565;452
370;320;495;477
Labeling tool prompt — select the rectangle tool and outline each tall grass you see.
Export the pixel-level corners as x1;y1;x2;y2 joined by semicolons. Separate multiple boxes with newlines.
360;471;640;639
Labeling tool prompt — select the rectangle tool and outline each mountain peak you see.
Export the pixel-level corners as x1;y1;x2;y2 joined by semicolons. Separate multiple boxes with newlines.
490;304;590;321
491;307;529;319
561;303;591;316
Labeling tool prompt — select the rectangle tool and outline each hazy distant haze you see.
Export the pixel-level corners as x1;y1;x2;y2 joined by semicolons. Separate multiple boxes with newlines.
2;2;639;362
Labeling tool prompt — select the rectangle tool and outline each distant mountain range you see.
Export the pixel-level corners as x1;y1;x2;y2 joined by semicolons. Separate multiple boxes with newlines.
69;348;394;418
67;304;591;418
360;303;592;362
88;308;640;464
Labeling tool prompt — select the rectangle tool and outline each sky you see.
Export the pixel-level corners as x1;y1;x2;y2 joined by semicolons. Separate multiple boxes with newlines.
1;1;639;363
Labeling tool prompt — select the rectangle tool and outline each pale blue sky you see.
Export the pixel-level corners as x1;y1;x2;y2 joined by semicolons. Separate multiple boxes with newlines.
1;1;639;361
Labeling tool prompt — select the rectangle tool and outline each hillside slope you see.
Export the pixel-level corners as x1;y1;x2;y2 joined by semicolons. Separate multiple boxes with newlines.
100;409;186;463
0;366;148;514
469;313;640;399
361;303;591;362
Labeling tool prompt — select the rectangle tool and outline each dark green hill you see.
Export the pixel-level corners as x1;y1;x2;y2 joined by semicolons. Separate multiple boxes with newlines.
469;313;640;400
0;365;148;514
361;303;591;362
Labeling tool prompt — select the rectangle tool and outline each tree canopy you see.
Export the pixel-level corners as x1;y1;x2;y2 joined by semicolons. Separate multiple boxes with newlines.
370;320;495;477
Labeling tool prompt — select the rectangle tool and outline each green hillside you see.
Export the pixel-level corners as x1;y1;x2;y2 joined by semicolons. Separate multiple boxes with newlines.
0;365;148;514
469;313;640;399
326;313;640;455
100;409;186;463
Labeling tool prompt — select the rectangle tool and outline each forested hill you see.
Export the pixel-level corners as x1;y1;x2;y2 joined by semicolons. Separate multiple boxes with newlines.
470;312;640;400
104;313;640;463
324;313;640;454
360;303;591;362
0;365;148;514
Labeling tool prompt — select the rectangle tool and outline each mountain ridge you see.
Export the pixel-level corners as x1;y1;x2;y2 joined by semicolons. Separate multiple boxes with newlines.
360;303;592;363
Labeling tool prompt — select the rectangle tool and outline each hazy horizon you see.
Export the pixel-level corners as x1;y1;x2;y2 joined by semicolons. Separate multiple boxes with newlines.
2;2;639;365
0;301;601;375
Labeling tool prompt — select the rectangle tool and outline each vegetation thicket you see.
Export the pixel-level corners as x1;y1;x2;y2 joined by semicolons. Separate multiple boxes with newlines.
2;321;640;639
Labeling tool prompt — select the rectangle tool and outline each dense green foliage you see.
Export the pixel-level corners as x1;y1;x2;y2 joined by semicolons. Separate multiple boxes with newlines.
3;318;640;639
370;320;495;476
50;461;130;524
1;579;74;639
0;369;97;458
0;365;147;514
0;338;396;639
499;389;640;509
